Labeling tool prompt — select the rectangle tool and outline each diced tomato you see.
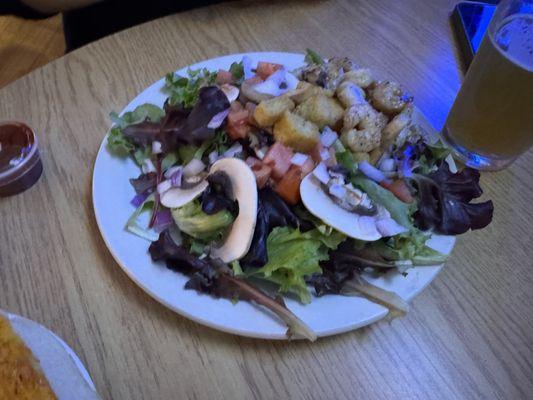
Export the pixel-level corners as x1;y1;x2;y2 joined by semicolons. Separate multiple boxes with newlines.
256;62;283;80
246;157;272;188
263;142;294;181
254;164;272;188
216;69;234;85
227;109;251;140
310;142;324;163
301;156;316;176
230;101;243;112
244;75;263;85
275;165;302;205
380;179;414;203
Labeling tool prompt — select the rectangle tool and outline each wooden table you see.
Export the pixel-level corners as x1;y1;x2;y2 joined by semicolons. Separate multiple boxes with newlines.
1;1;532;398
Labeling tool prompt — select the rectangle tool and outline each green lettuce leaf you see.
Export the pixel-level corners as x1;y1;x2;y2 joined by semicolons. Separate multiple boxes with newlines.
335;150;358;176
250;227;345;303
110;103;165;128
229;61;244;85
107;103;164;156
164;68;217;108
372;231;448;267
125;194;159;241
133;146;152;166
305;48;324;65
107;126;134;156
352;177;415;230
177;130;229;165
171;201;234;240
162;151;180;171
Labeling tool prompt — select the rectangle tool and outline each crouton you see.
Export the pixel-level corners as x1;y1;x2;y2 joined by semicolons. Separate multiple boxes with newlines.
295;95;344;129
253;96;295;127
273;111;320;153
284;81;333;104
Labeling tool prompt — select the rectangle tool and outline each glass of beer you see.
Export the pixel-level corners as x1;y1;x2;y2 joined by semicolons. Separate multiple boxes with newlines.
442;0;533;170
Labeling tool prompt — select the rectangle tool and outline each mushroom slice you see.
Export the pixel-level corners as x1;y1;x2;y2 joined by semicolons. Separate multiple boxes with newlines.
209;158;258;262
300;174;382;241
160;181;209;208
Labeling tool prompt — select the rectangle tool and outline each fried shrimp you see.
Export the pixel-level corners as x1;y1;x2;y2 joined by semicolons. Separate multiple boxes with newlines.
336;80;366;108
341;103;387;152
370;80;412;114
381;104;414;148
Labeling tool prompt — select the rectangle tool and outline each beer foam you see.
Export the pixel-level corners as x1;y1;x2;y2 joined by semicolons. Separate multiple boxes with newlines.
493;14;533;72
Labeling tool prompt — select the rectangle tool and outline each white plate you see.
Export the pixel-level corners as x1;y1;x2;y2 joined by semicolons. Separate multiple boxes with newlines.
1;311;98;399
92;52;455;339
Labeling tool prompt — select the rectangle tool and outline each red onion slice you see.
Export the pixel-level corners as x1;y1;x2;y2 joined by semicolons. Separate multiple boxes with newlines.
208;151;219;165
376;218;408;237
242;56;254;80
170;168;182;187
328;183;346;199
320;127;338;147
319;148;330;161
152;140;163;154
358;161;386;182
291;152;309;166
164;165;182;179
130;191;149;208
378;158;395;172
207;108;230;129
312;162;330;185
141;159;156;174
222;143;243;158
153;209;173;233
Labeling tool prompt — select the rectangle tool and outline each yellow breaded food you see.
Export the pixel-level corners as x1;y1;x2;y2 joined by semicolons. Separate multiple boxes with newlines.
253;96;295;127
0;315;56;400
285;81;334;104
295;94;344;129
273;111;320;153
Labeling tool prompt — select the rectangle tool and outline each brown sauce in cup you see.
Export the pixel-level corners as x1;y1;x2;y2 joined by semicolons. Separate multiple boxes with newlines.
0;122;43;197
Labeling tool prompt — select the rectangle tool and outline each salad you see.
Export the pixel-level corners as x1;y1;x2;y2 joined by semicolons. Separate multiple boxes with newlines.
107;50;494;341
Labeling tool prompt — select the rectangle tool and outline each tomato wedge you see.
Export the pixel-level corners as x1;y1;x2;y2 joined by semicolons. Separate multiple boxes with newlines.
381;179;414;203
256;62;283;80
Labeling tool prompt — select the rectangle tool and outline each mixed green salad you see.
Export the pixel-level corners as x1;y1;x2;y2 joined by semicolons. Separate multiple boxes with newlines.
107;50;493;340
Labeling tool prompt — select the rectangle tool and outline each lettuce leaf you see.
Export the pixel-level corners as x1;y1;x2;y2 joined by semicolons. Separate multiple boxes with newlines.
335;150;358;176
165;68;217;108
133;146;152;166
107;126;134;156
305;48;324;65
352;176;415;230
125;194;159;241
110;104;165;128
250;227;345;303
107;104;164;156
372;231;448;267
229;61;244;85
410;163;493;235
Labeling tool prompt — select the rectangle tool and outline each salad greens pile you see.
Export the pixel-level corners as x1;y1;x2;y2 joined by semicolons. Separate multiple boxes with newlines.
106;51;494;340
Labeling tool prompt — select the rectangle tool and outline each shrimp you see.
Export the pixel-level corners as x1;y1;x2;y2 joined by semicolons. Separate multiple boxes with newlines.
381;104;413;148
336;80;366;108
328;57;358;72
342;68;375;89
341;104;387;153
370;81;412;114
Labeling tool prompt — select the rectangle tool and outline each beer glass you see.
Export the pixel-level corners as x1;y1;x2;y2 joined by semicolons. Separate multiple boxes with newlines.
442;0;533;170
